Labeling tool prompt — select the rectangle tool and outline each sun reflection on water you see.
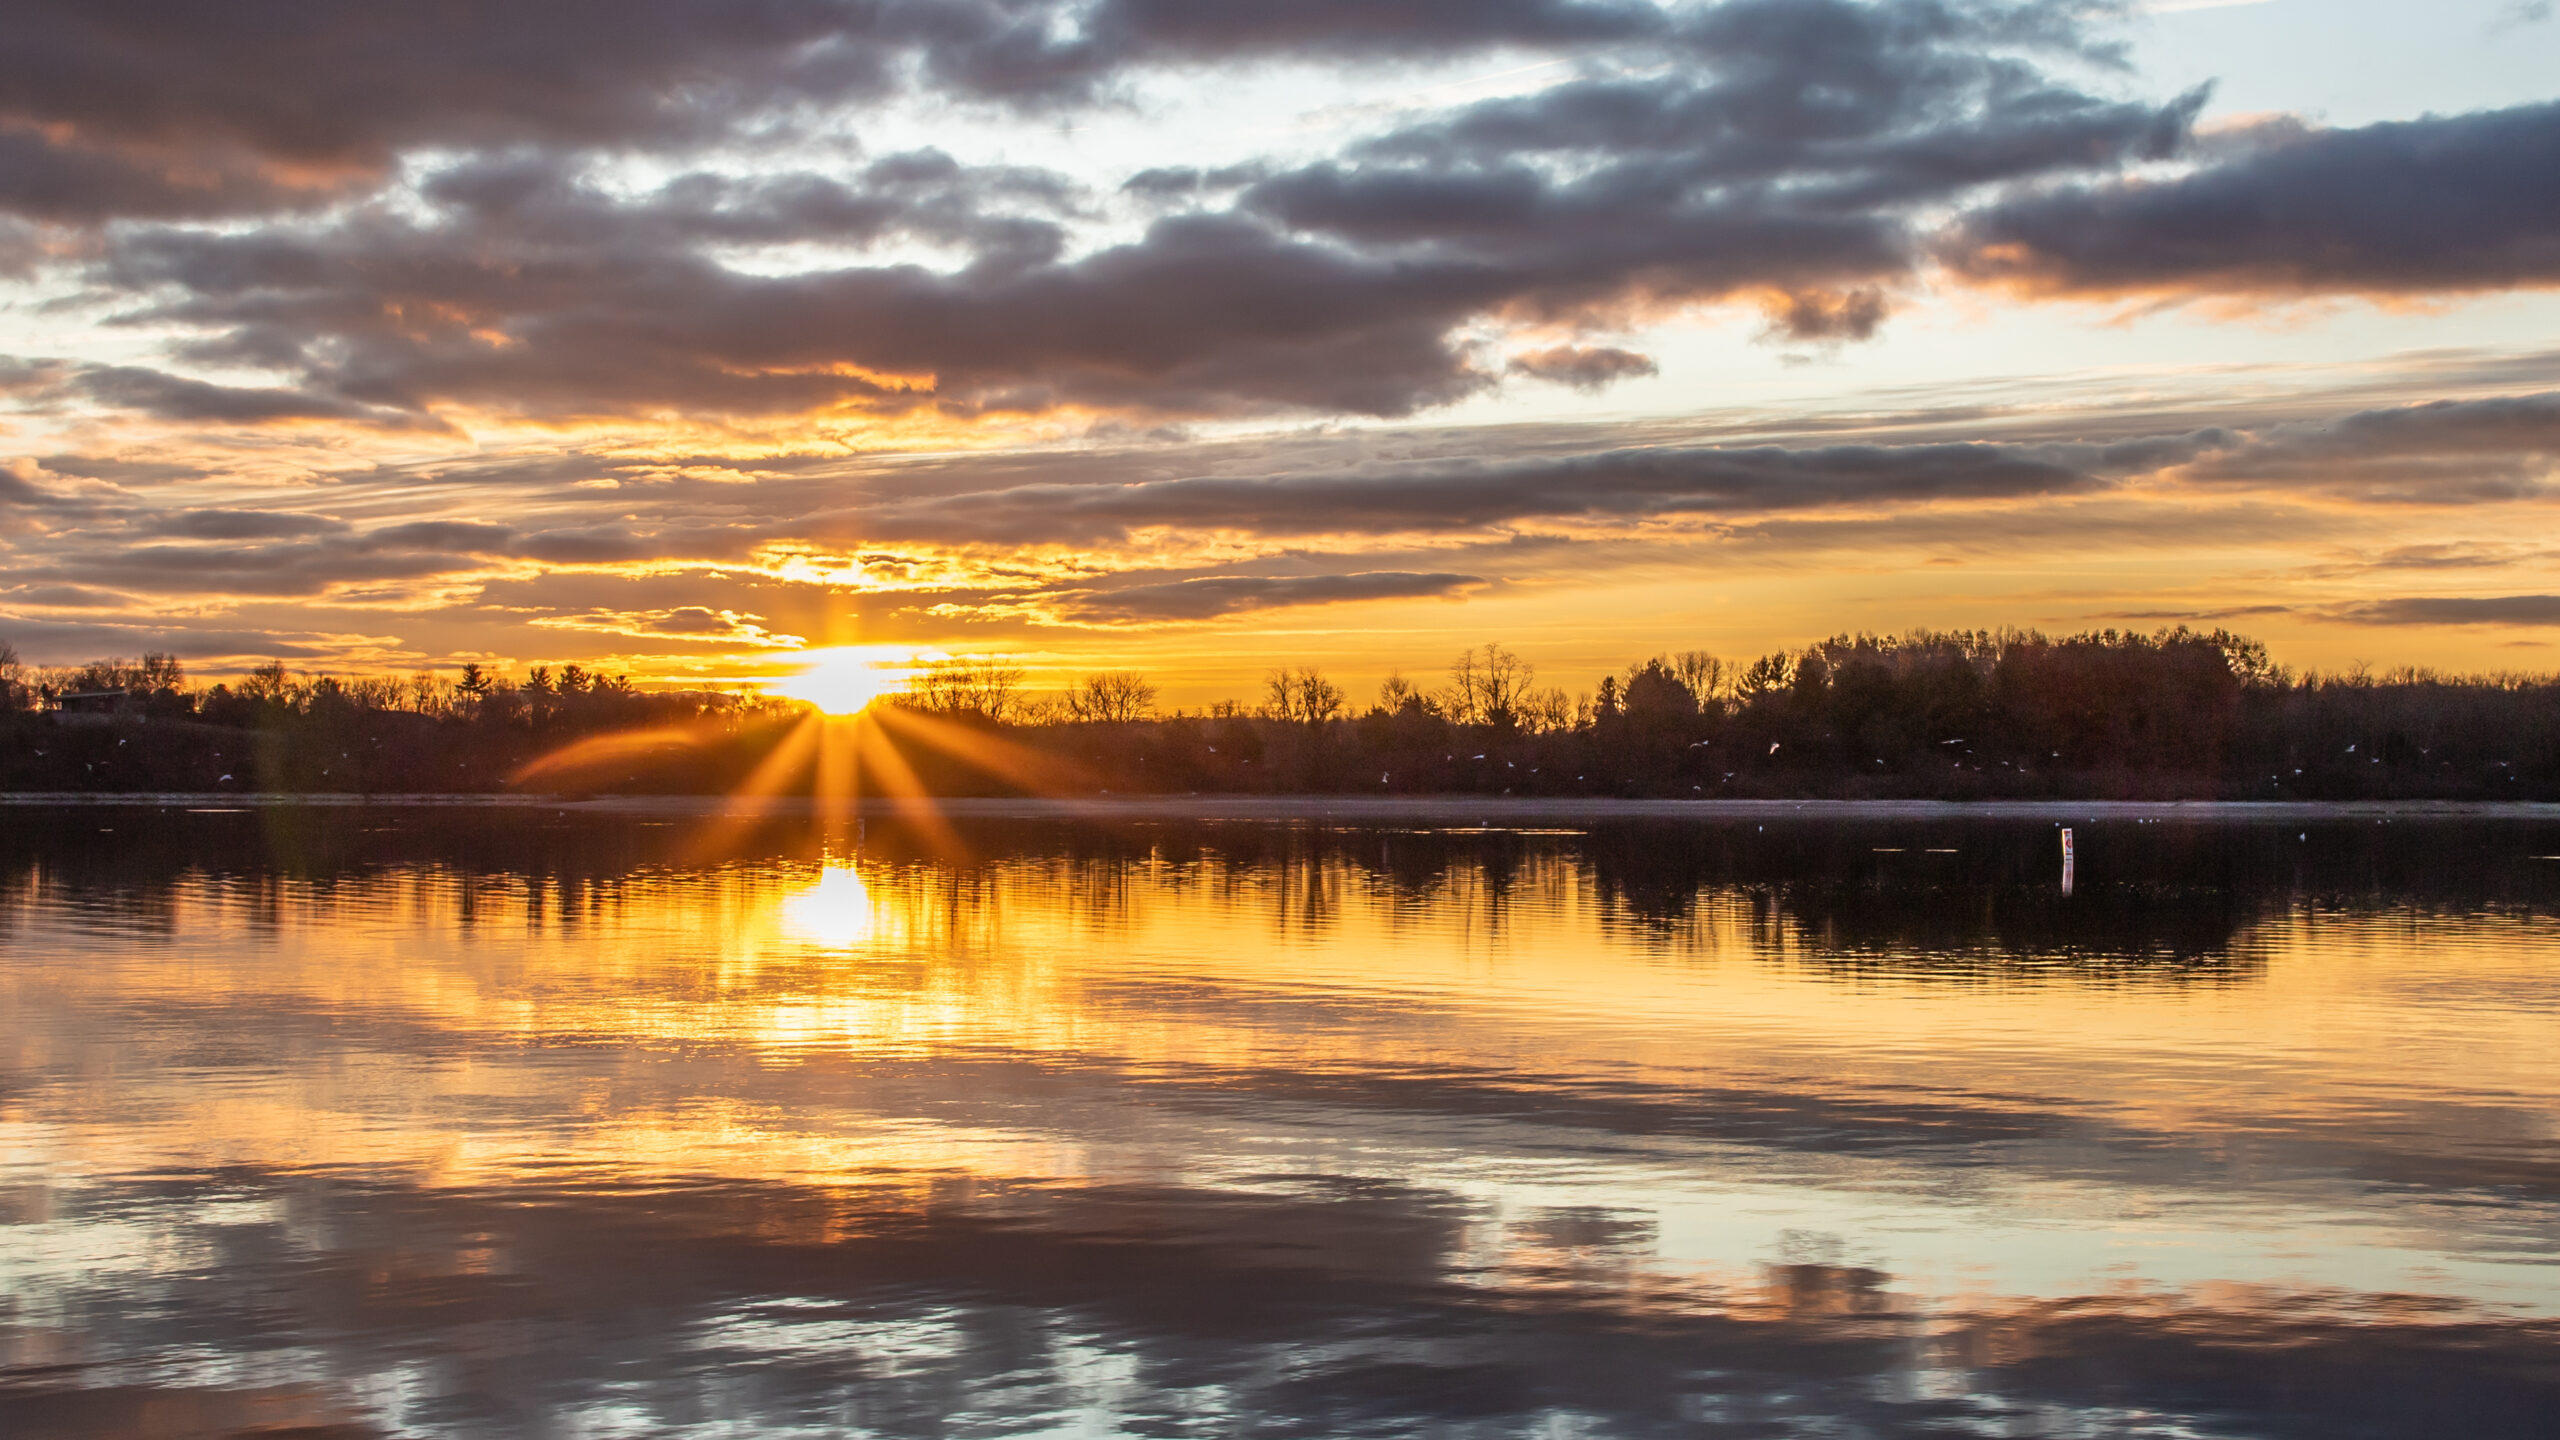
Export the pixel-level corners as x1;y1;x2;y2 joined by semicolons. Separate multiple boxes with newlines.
780;863;877;948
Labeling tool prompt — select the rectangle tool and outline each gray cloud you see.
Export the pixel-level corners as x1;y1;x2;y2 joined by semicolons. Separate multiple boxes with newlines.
1508;344;1659;389
855;441;2109;544
62;1;2210;424
795;389;2560;547
1052;570;1487;621
0;614;363;659
0;463;60;507
0;583;130;607
2168;392;2560;501
2335;595;2560;626
4;356;452;430
1943;100;2560;298
0;1;1666;225
146;509;351;541
99;203;1499;421
1761;287;1891;343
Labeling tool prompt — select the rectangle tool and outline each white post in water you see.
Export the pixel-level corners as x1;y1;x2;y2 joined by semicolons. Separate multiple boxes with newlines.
2060;826;2075;896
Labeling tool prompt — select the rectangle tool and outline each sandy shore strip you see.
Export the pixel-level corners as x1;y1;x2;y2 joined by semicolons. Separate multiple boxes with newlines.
7;792;2560;823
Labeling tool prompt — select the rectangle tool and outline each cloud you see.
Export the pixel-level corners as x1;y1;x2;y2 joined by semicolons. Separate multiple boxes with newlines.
3;356;452;430
531;605;801;646
97;201;1500;422
0;457;66;506
2165;392;2560;501
2334;595;2560;626
0;1;1669;225
57;1;2209;425
0;583;131;608
0;614;382;660
1507;344;1658;390
1047;570;1487;622
1943;101;2560;299
0;0;889;222
855;441;2109;545
145;509;351;541
1760;287;1891;343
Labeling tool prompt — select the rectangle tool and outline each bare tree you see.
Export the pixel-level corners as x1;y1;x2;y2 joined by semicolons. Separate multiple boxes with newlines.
1520;685;1577;734
137;652;185;693
1446;642;1533;728
905;655;1029;722
1375;671;1433;716
1067;670;1159;723
1264;665;1346;723
1674;650;1729;706
0;640;22;712
242;661;294;706
406;671;451;716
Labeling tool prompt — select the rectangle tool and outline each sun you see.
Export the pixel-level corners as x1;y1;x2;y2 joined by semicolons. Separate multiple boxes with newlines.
771;646;908;715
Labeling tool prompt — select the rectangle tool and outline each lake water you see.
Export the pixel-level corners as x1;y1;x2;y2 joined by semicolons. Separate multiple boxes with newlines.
3;804;2556;1438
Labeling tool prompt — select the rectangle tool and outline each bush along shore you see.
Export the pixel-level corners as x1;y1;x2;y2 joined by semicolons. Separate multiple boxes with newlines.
5;629;2559;800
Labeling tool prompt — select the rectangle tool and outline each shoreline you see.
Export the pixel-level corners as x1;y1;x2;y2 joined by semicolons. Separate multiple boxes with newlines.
7;792;2560;822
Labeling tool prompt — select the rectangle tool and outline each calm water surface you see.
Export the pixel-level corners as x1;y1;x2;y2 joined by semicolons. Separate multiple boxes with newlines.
2;806;2556;1438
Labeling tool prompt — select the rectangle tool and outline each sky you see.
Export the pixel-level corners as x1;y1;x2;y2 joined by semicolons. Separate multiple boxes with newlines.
3;0;2558;703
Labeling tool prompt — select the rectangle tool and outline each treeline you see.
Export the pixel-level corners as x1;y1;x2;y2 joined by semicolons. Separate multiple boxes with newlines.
997;632;2560;800
0;644;780;793
6;628;2560;798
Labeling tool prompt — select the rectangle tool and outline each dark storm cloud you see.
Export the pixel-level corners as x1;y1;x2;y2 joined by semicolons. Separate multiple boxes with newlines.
1944;100;2560;297
1053;570;1487;621
62;1;2210;424
2336;595;2560;626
